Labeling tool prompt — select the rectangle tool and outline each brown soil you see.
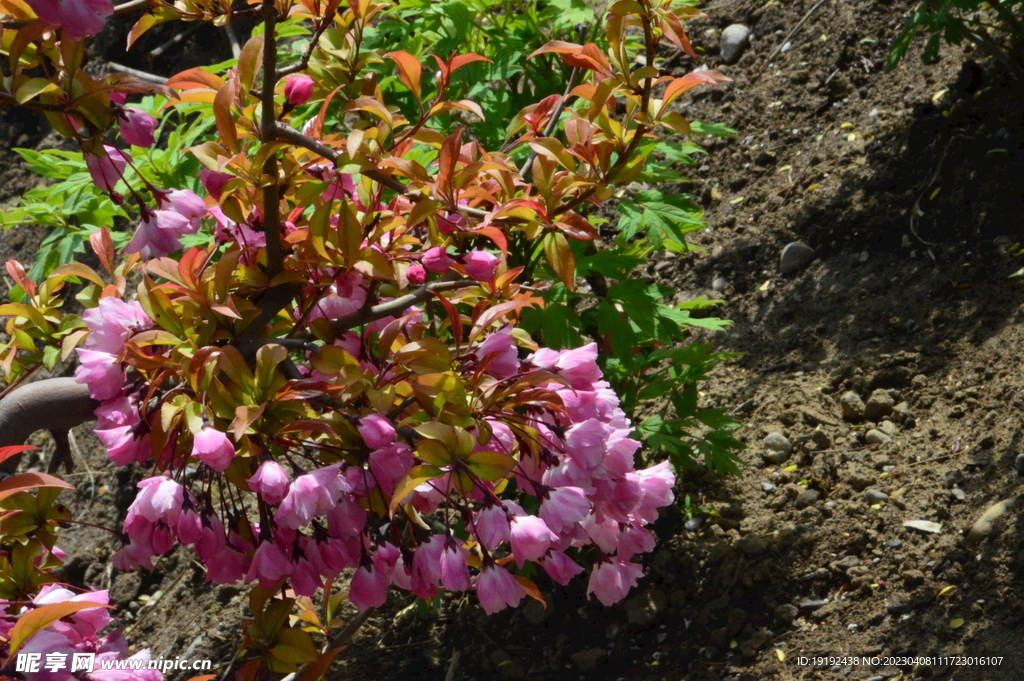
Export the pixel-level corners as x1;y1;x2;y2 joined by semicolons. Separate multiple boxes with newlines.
5;0;1024;680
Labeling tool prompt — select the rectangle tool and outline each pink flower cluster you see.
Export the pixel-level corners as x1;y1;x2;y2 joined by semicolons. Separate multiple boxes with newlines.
1;584;161;681
76;292;674;614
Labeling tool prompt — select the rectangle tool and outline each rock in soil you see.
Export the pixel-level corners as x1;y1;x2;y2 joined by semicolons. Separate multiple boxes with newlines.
839;391;866;419
968;496;1020;542
780;241;815;274
864;429;891;445
863;489;889;504
720;24;751;64
763;432;793;452
903;520;943;535
864;389;895;419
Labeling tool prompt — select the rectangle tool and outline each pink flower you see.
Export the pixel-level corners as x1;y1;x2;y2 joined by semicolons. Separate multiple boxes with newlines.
160;188;207;231
132;475;184;523
284;75;315;105
349;562;390;610
247;460;290;504
421;247;453;273
124;207;192;260
246;540;291;589
274;463;343;528
82;297;152;354
471;503;510;551
407;263;427;285
118;108;158;148
90;650;163;681
531;343;602;389
191;426;234;471
94;395;139;429
634;461;675;523
410;535;445;599
74;349;124;400
539;486;590;533
358;414;396;449
462;250;498;281
586;558;644;606
96;425;150;466
200;169;233;200
476;564;525;614
477;329;519;379
509;515;557;567
368;442;413;497
27;0;113;40
564;418;609;470
84;145;129;192
540;550;585;585
439;541;471;592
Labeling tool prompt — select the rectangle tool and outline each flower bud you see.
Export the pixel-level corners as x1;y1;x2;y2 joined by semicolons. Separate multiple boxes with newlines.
462;250;499;282
284;75;314;106
407;264;426;285
421;247;453;273
118;108;158;148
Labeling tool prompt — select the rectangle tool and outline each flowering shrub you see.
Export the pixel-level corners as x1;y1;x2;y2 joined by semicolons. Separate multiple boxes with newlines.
0;0;728;675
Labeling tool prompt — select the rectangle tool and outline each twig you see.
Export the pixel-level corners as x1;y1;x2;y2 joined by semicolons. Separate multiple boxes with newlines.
148;21;204;59
759;0;830;72
444;649;461;681
223;21;241;59
908;138;951;247
328;276;474;335
106;63;168;84
259;0;284;280
278;9;338;77
68;429;96;504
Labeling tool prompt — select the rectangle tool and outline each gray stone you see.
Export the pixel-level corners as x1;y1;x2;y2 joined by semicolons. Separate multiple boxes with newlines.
831;555;860;570
839;391;866;419
968;496;1019;542
739;629;770;657
780;241;815;274
796;489;820;508
760;482;777;493
763;432;793;452
902;569;925;588
879;420;898;436
774;603;798;623
684;517;704;531
864;389;895;419
735;533;768;555
865;429;891;445
720;24;752;65
892;401;910;423
712;276;728;292
810;430;831;450
951;487;967;501
903;520;943;535
886;598;912;615
864;489;888;504
571;648;606;672
762;450;792;465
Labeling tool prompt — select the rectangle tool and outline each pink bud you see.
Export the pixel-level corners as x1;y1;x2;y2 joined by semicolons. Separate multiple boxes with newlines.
192;426;235;471
407;264;426;285
109;92;128;105
284;75;315;106
85;145;129;192
358;414;396;449
421;247;453;273
246;460;290;504
439;542;471;592
118;108;158;148
476;564;525;614
463;250;498;282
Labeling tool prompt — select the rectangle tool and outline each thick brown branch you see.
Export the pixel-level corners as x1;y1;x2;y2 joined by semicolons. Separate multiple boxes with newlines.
0;378;97;474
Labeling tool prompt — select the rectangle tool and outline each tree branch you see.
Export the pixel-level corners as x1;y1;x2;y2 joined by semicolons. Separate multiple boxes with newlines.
0;378;98;474
260;0;284;281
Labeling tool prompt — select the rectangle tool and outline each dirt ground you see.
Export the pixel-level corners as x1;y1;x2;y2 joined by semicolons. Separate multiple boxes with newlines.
5;0;1024;679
